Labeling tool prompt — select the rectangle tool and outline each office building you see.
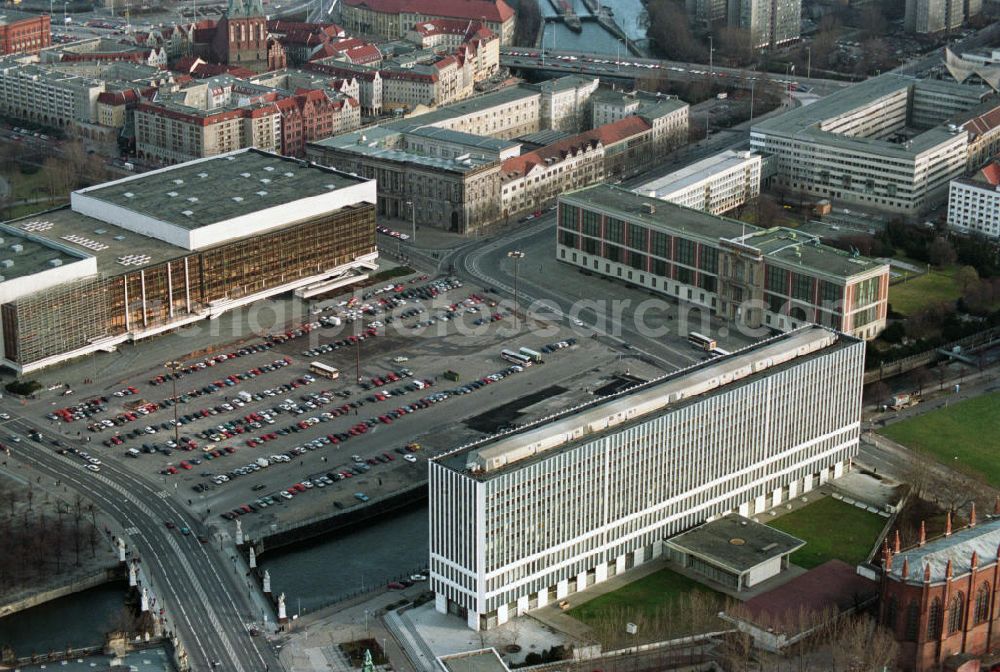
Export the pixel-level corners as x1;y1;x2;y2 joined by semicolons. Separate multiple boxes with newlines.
556;185;889;340
0;149;376;373
0;9;50;56
685;0;729;27
429;326;865;630
634;150;761;215
878;515;1000;672
947;164;1000;240
729;0;801;49
751;74;991;216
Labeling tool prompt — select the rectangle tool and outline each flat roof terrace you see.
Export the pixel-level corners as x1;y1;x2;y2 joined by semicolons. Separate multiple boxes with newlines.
75;149;368;231
435;326;856;479
0;222;90;281
4;207;189;275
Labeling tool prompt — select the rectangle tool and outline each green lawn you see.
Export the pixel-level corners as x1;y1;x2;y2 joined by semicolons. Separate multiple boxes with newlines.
879;392;1000;487
889;267;962;316
568;566;720;625
768;497;885;569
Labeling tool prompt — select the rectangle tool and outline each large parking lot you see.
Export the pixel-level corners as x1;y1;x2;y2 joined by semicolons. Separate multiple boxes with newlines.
13;271;666;537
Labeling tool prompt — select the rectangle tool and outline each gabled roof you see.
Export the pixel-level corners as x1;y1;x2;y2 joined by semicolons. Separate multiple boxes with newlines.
342;0;514;23
580;115;651;145
501;135;601;181
887;518;1000;586
980;162;1000;186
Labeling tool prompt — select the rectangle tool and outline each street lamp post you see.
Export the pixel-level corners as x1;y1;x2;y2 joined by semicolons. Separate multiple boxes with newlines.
507;250;524;330
708;35;713;76
164;361;182;446
404;200;416;243
806;46;811;80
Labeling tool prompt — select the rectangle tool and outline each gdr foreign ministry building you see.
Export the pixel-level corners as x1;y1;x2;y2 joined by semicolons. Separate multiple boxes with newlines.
429;326;864;630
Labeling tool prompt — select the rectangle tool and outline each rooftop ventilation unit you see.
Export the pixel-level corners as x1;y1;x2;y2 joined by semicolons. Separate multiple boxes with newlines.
187;197;199;203
232;196;244;202
94;229;107;235
49;259;62;267
325;184;337;190
167;191;178;197
260;178;271;184
124;192;134;198
264;166;275;172
226;156;236;161
241;172;251;178
182;210;194;216
256;191;268;197
641;202;656;214
172;179;184;185
10;244;23;254
284;172;294;177
197;172;208;178
1;260;12;269
114;235;126;241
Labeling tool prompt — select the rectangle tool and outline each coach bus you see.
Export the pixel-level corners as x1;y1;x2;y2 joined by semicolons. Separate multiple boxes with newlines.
500;349;532;366
309;361;341;380
687;332;717;351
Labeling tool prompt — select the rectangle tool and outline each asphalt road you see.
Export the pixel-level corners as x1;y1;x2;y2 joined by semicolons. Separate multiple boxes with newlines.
501;47;853;96
1;412;281;672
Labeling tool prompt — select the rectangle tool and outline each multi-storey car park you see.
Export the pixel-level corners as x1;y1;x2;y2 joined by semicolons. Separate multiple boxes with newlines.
0;148;376;374
750;73;992;217
555;185;890;341
428;325;865;630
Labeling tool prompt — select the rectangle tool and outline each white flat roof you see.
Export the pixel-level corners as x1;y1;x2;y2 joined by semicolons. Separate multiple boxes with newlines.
635;150;760;198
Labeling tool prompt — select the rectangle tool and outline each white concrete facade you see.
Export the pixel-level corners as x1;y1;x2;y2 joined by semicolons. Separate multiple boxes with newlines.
635;150;762;216
947;178;1000;240
429;328;864;630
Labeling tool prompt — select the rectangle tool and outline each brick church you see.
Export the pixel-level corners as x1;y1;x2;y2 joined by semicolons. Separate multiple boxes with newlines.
879;505;1000;672
196;0;286;72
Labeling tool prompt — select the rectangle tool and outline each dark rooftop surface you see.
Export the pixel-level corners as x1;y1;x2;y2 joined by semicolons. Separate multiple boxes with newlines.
738;559;878;631
78;149;365;230
666;515;805;573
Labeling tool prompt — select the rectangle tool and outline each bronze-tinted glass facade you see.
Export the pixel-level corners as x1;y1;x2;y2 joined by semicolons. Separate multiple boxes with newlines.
2;204;375;367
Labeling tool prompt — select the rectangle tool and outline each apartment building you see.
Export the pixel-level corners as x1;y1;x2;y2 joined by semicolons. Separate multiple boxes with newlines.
947;163;1000;240
338;0;515;44
635;150;762;215
729;0;801;49
955;100;1000;170
0;9;50;56
751;74;991;216
135;75;359;163
905;0;974;34
0;59;105;128
501;136;605;215
556;185;890;340
429;326;865;630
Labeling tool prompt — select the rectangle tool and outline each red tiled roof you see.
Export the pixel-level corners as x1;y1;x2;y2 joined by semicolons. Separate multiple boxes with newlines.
961;103;1000;139
345;43;381;64
581;115;651;145
980;161;1000;186
502;135;601;180
343;0;513;23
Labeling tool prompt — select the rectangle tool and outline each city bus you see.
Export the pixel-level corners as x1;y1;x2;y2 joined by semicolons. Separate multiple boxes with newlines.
687;332;717;351
518;347;543;363
500;349;532;366
309;361;341;380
